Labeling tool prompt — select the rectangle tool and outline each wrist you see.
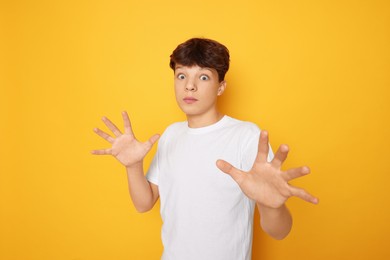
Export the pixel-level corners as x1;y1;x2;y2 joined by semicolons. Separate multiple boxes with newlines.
258;202;287;214
126;161;143;171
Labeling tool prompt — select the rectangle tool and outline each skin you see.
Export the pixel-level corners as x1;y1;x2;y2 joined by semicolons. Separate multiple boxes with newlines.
91;64;318;239
173;65;227;127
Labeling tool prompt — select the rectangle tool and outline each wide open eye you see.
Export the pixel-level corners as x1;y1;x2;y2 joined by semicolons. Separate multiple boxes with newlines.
177;73;186;80
200;75;209;81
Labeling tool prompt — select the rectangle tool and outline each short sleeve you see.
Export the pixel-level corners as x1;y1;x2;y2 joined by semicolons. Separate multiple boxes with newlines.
145;123;179;186
145;131;167;186
145;149;160;185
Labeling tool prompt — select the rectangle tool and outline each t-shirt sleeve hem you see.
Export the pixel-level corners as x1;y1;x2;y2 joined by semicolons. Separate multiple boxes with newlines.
146;175;159;186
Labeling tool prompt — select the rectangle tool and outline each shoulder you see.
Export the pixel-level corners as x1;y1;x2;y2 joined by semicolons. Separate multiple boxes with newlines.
158;121;187;143
224;116;261;137
164;121;187;134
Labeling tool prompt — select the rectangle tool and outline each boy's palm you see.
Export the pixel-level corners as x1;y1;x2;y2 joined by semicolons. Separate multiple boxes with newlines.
92;111;159;167
217;131;318;208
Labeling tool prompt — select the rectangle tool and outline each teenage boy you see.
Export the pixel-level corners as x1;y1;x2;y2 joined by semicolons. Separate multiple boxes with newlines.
92;38;318;260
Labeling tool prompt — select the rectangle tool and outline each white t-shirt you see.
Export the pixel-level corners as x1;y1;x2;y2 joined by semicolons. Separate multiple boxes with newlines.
146;116;274;260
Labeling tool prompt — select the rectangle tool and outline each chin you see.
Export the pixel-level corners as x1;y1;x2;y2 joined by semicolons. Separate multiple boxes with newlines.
179;108;199;116
177;105;202;117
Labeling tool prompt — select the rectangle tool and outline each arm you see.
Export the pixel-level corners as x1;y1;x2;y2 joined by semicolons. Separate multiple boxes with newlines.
126;163;159;212
91;111;160;212
257;203;292;240
217;130;318;239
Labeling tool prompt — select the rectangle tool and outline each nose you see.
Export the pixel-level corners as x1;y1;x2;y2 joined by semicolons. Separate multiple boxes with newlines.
185;80;197;92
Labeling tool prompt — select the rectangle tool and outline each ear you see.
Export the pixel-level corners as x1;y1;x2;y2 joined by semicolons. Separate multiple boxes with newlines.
217;81;227;96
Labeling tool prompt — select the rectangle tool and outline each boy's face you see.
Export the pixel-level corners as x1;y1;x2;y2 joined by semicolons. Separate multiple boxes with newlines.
174;64;226;119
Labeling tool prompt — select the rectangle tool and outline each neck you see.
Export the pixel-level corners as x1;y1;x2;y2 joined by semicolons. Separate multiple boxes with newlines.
187;111;224;128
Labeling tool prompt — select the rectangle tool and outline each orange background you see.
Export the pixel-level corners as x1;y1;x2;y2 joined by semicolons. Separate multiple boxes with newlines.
1;0;389;259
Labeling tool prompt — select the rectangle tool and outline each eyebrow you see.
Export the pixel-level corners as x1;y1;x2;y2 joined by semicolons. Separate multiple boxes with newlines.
175;66;214;72
200;68;213;73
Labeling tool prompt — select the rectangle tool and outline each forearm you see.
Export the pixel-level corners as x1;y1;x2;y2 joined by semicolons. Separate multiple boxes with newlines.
126;162;157;213
257;203;292;240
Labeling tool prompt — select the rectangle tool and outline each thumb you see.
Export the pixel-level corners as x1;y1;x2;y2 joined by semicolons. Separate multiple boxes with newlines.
144;134;160;150
149;134;160;145
216;159;245;184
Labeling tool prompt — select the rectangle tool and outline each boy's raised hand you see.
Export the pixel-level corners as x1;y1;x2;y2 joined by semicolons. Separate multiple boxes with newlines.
216;131;318;209
91;111;160;168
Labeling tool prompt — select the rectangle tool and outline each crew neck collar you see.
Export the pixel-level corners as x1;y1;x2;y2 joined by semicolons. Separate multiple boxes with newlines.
186;115;230;134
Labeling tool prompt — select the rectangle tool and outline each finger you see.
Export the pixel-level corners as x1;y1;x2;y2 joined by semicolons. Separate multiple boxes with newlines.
255;130;269;163
93;128;115;143
90;148;112;155
102;116;122;137
271;144;289;168
122;111;134;135
289;186;319;204
216;159;245;184
144;134;160;149
284;166;310;181
148;134;160;145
